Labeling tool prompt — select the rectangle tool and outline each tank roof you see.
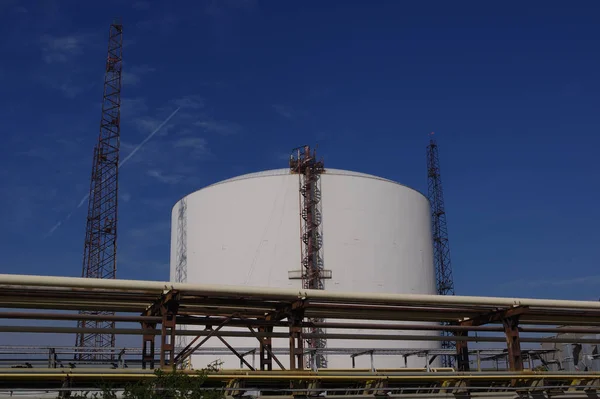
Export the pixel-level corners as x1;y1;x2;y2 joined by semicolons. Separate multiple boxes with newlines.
209;168;399;189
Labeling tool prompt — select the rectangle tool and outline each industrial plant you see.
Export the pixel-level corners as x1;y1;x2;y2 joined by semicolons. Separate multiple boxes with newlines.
0;19;599;399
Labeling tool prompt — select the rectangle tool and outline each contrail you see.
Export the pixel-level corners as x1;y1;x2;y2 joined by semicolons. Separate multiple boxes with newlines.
119;107;180;168
45;107;181;237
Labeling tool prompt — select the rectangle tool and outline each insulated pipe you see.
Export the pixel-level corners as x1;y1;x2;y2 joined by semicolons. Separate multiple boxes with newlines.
187;318;600;335
0;311;161;323
1;326;600;344
0;371;599;381
1;273;600;310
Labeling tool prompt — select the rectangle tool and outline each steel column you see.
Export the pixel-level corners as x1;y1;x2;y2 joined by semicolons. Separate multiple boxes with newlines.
141;289;180;370
456;306;529;372
289;310;305;370
141;321;155;369
259;325;274;371
455;331;470;371
503;316;523;372
160;307;177;369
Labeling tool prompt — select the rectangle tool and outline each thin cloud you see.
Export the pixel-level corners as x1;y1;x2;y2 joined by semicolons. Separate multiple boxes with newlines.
173;136;207;149
140;197;174;209
275;151;292;162
16;147;54;161
119;108;181;167
122;65;156;86
132;0;150;10
133;116;163;134
272;104;293;119
195;119;241;136
172;95;204;110
173;136;210;159
40;34;86;64
45;108;180;237
122;97;176;137
123;222;171;270
126;221;170;242
56;80;91;98
136;14;179;34
36;74;93;99
147;170;183;185
205;0;257;17
500;275;600;289
121;97;149;119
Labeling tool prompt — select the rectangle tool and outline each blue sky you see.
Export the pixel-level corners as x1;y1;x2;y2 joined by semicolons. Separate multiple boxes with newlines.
0;0;599;302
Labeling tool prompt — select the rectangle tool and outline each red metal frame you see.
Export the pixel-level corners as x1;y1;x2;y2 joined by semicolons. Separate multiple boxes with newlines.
426;134;456;367
290;145;326;368
75;20;123;361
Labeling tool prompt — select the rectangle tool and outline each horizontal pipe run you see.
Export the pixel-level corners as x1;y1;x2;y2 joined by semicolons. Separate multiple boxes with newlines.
0;368;594;376
0;345;492;352
0;311;161;323
178;318;508;332
2;273;600;310
0;390;589;398
2;303;600;326
188;319;600;335
1;312;599;335
0;370;599;382
1;326;600;344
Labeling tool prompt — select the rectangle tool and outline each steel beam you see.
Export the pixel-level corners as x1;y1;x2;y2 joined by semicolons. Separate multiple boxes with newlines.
175;317;232;365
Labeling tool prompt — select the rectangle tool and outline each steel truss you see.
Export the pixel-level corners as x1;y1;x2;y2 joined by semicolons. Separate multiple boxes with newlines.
0;273;600;395
76;20;123;361
427;134;456;369
174;198;190;369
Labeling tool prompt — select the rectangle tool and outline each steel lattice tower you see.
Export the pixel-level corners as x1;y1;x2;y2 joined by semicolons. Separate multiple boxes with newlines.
426;133;456;368
290;145;327;369
175;198;188;284
175;198;190;369
75;20;123;361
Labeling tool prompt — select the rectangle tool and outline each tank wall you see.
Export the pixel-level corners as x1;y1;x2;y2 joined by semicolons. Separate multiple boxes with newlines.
320;174;438;369
170;172;300;288
170;170;439;370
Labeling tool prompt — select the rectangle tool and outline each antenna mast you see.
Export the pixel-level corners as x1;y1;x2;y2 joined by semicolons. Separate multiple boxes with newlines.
290;145;327;369
75;20;123;361
426;133;456;368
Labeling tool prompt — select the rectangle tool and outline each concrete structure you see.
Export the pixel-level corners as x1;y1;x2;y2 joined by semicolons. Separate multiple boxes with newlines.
170;168;439;370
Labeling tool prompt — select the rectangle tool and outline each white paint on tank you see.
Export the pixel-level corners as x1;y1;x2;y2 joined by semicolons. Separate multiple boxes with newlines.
170;168;440;370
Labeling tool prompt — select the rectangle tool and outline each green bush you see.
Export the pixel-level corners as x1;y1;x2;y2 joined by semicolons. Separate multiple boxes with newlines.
68;362;224;399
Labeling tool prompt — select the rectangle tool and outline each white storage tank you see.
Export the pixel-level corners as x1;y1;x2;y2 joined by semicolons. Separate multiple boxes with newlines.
170;168;439;370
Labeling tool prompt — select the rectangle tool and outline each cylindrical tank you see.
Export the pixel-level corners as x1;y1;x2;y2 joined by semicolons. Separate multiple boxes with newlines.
170;168;439;370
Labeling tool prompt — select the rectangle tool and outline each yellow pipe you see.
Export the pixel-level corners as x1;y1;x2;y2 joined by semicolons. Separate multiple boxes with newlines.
208;374;600;381
0;373;599;382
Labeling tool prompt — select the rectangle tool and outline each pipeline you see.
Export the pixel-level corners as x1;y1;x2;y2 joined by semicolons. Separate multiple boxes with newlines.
1;273;600;310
